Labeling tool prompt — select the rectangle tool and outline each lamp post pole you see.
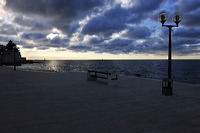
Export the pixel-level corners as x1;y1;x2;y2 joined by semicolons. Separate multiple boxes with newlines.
168;26;172;80
158;12;182;96
163;25;176;79
163;25;176;92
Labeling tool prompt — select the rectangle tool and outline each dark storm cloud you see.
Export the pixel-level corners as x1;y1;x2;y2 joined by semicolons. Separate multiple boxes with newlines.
175;0;200;27
82;0;163;37
0;18;4;24
132;0;164;13
183;9;200;27
3;0;199;57
132;37;199;56
20;36;69;49
68;38;134;54
33;37;69;49
21;45;35;49
105;39;133;48
152;22;200;55
158;24;200;55
89;37;105;44
6;0;107;35
176;0;200;12
100;39;134;54
0;36;13;43
174;27;200;38
14;16;35;27
69;45;92;52
19;42;35;49
132;38;168;54
0;24;18;35
6;0;105;18
21;33;46;40
123;26;151;39
49;37;69;46
82;5;131;36
173;38;200;46
14;16;50;31
173;43;200;56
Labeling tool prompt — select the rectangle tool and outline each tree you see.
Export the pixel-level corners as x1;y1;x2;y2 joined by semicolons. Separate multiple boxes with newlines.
6;40;19;51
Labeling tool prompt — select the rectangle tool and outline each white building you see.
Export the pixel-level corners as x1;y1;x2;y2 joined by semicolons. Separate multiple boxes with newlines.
0;45;5;65
0;44;24;65
3;50;22;65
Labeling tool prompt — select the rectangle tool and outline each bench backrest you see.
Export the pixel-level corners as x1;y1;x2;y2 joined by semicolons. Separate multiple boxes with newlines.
88;70;111;75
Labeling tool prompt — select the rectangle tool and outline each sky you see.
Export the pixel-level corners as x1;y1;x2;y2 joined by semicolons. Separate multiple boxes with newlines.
0;0;199;60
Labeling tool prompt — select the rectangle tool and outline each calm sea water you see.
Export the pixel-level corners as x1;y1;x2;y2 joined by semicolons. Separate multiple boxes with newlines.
18;60;200;84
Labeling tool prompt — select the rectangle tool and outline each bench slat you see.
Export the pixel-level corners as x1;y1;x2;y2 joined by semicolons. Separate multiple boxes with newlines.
111;77;118;80
91;75;108;79
88;70;111;75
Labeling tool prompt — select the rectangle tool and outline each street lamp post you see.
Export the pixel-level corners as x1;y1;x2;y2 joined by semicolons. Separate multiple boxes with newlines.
158;12;182;96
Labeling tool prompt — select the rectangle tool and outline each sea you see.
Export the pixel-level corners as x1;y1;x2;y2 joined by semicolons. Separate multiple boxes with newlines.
17;60;200;84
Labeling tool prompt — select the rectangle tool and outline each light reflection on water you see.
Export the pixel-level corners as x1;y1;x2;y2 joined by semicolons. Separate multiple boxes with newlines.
18;60;200;84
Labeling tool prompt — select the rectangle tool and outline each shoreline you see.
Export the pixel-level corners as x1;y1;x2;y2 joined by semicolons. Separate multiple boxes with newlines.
8;59;199;85
1;65;199;86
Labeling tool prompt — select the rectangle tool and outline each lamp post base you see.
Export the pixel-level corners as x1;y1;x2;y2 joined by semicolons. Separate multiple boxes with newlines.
162;78;173;96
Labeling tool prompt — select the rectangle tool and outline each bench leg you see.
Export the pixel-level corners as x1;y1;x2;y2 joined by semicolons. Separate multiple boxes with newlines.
107;75;111;85
87;71;90;80
87;71;97;81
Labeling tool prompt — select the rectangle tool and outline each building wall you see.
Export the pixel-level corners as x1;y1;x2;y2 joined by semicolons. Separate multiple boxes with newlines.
0;45;27;65
0;45;6;51
0;55;2;66
3;51;22;65
0;45;5;65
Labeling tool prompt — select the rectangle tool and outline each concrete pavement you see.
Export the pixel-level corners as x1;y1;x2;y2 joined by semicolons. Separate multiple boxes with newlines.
0;66;200;133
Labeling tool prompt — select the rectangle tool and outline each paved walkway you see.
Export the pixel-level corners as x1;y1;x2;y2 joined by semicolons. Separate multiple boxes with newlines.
0;67;200;133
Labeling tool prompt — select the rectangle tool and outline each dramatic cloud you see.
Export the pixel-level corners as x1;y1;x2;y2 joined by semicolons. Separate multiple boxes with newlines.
81;0;163;37
175;0;200;27
14;16;49;31
173;38;200;47
0;0;199;58
6;0;107;35
100;38;134;54
0;24;18;35
69;45;92;52
183;9;200;27
6;0;105;18
131;0;163;13
123;26;151;39
90;37;104;44
176;0;200;12
82;5;131;36
174;27;200;38
21;33;46;40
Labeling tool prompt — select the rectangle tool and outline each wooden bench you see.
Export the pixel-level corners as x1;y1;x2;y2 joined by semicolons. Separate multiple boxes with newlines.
87;70;118;85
